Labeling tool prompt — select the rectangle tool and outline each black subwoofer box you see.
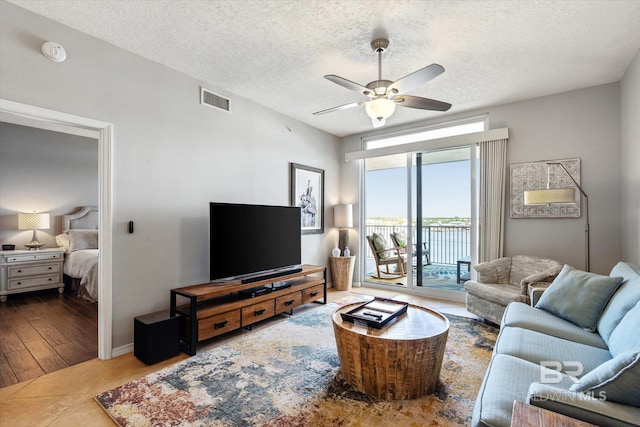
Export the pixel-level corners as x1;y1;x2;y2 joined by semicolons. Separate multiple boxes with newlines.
134;310;180;365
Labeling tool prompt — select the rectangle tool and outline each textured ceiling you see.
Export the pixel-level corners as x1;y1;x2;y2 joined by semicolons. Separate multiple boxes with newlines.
7;0;640;137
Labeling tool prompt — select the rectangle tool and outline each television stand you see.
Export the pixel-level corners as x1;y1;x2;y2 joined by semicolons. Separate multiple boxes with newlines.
170;264;326;356
271;281;291;290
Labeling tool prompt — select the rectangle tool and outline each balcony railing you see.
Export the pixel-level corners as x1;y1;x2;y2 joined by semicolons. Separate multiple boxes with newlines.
365;224;471;265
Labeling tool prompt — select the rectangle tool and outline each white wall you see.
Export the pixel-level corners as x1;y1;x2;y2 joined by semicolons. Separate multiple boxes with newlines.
620;48;640;266
0;123;99;247
341;83;623;279
0;2;341;348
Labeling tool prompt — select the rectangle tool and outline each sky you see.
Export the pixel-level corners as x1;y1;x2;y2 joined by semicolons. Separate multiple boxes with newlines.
366;160;471;218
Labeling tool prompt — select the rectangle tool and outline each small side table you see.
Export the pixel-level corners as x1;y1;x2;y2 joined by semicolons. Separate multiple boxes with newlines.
528;282;553;306
329;255;356;291
511;401;597;427
457;256;471;283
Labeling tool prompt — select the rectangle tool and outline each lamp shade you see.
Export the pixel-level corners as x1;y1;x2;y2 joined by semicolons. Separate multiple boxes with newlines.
365;98;396;120
524;189;575;205
18;212;50;230
334;204;353;228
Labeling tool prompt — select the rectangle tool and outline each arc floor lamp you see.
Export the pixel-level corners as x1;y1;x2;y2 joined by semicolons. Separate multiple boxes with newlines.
524;162;590;271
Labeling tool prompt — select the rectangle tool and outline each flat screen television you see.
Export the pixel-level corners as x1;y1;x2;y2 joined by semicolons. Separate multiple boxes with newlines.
210;202;302;282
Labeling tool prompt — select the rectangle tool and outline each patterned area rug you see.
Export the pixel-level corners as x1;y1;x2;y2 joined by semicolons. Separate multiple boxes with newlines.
96;303;497;426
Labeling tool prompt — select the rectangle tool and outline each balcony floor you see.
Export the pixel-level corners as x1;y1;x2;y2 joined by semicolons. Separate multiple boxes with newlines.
365;259;467;293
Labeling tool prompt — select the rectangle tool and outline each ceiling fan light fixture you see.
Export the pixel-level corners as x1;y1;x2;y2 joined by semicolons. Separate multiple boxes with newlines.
365;97;396;121
371;117;386;128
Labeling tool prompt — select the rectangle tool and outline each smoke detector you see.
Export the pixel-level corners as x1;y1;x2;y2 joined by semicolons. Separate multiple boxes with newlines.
41;41;66;63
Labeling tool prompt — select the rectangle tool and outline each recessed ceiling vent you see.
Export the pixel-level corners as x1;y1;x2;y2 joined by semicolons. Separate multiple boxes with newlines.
200;87;230;113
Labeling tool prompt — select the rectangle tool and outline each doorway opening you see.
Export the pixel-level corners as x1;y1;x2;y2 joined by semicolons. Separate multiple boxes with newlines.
0;99;113;369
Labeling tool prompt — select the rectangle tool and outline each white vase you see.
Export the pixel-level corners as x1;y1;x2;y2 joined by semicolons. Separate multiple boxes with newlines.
331;243;341;257
343;247;350;257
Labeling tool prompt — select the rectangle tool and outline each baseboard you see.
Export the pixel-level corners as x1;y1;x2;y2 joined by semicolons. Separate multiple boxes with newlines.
111;343;134;358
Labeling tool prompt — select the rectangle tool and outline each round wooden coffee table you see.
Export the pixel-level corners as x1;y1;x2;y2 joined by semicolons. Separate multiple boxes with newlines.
332;302;449;400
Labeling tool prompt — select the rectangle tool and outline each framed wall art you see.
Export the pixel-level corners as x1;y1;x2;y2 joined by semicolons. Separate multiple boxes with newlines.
510;158;581;218
290;163;324;234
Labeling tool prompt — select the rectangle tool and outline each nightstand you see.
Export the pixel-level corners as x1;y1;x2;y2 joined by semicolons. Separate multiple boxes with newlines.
0;248;65;302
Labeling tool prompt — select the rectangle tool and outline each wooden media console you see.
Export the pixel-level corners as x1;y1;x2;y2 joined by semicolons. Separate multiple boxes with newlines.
170;264;326;355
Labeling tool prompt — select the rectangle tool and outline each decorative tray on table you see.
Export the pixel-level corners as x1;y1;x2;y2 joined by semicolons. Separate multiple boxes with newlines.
340;297;408;329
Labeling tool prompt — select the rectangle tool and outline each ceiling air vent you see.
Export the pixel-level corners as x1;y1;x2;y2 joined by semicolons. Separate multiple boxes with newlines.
200;87;230;112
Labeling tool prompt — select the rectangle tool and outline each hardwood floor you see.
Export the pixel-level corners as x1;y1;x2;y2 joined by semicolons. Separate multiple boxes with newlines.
0;289;98;388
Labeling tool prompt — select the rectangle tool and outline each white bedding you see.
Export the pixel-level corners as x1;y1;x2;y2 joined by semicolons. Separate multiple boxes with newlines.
64;249;99;301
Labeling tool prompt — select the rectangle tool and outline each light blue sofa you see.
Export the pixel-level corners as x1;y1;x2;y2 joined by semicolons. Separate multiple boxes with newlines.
472;261;640;427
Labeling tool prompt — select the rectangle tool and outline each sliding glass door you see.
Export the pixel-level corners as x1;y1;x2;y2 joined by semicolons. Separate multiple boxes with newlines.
364;153;409;286
361;118;483;300
410;146;476;298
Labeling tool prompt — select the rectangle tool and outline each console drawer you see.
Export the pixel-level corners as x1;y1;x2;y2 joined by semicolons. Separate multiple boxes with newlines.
302;284;324;304
8;274;61;290
198;310;241;341
7;262;60;278
241;300;274;327
275;291;302;314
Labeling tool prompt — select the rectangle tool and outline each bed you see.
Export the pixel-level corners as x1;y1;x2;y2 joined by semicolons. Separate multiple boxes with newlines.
58;206;99;302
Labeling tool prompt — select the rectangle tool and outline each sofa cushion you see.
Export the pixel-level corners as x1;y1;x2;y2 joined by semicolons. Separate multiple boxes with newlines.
465;281;528;306
495;326;612;375
502;302;608;349
536;265;623;332
472;354;575;427
570;350;640;407
598;262;640;344
607;300;640;357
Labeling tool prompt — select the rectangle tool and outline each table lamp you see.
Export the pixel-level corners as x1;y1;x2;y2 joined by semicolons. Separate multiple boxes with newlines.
334;204;353;256
18;212;50;250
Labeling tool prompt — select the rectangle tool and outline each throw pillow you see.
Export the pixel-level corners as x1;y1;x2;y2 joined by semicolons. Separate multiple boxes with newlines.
569;350;640;407
68;229;99;251
536;265;623;332
55;233;70;250
607;300;640;357
392;231;407;247
371;233;390;259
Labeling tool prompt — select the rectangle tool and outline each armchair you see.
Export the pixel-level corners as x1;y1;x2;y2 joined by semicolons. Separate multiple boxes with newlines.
389;231;430;267
366;234;407;279
464;255;563;324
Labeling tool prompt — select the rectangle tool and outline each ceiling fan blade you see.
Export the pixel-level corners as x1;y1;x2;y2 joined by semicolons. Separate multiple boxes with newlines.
313;101;365;115
387;64;445;96
396;95;452;112
324;75;374;97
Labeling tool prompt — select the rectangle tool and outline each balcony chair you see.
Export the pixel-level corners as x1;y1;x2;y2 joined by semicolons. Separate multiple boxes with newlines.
389;231;431;268
464;255;563;324
366;234;407;279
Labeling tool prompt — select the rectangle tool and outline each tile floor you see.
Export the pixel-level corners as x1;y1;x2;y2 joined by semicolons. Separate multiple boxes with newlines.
0;288;478;426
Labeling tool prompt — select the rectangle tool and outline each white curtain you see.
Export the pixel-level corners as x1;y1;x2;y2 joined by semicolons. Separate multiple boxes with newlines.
479;139;507;262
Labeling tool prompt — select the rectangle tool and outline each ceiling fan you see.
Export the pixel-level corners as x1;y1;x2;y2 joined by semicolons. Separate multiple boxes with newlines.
314;38;452;128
